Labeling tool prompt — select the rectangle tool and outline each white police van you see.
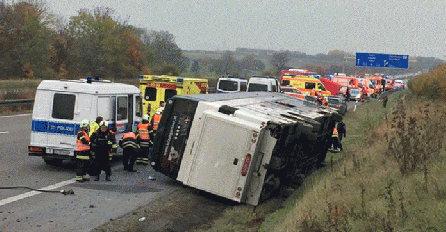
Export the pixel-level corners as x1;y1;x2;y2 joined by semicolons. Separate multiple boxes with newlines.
28;77;142;165
216;75;248;93
247;76;280;92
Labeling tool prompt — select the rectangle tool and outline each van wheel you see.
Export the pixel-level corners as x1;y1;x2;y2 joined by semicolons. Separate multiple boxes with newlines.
43;158;63;166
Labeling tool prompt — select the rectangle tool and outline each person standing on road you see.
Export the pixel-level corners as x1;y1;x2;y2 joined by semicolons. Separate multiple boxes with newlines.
119;131;140;172
90;121;116;181
89;116;103;137
136;115;152;165
75;120;91;183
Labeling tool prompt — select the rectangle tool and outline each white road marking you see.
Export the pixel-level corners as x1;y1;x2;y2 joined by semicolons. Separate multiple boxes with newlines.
0;113;31;118
0;178;77;206
0;131;9;134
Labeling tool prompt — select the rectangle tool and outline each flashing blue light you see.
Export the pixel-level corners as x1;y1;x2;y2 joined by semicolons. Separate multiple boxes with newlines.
86;76;93;83
177;78;184;83
139;75;144;79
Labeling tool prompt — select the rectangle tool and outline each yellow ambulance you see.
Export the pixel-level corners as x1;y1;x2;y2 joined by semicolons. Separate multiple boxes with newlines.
281;75;331;96
139;75;208;117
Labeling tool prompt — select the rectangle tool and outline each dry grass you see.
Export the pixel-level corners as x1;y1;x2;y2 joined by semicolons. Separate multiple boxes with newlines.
255;92;446;232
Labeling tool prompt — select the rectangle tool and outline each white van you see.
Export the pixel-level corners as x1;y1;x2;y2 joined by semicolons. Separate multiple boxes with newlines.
216;75;247;93
28;78;142;165
247;76;280;92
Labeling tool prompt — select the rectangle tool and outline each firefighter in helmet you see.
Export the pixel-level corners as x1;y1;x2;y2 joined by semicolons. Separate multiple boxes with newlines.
136;114;152;165
90;121;116;181
75;119;91;183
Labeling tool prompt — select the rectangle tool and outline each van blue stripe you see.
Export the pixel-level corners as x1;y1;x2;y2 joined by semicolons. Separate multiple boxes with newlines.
32;120;80;135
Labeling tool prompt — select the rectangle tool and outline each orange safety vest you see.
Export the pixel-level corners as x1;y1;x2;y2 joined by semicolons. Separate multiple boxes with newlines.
332;127;339;137
137;123;150;140
75;140;90;151
152;114;162;131
75;131;90;152
122;132;137;140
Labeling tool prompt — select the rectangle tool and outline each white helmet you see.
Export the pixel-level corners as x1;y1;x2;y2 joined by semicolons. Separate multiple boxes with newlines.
142;115;149;121
100;121;108;128
80;120;90;128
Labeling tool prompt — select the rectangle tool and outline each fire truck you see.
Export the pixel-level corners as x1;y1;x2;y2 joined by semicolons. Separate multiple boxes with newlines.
139;75;208;118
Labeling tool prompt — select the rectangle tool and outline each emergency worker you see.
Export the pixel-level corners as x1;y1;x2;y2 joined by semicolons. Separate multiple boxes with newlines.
346;87;351;100
75;120;91;183
156;101;165;113
151;110;163;134
337;121;346;144
119;132;140;172
89;116;103;137
136;115;152;165
90;121;116;181
331;124;342;151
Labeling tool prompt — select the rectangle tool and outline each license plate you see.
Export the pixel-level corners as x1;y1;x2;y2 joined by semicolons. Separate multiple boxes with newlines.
53;149;71;156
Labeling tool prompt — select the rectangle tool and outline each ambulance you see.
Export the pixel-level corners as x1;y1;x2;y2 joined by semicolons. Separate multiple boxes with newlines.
139;75;208;118
281;75;331;96
28;77;142;165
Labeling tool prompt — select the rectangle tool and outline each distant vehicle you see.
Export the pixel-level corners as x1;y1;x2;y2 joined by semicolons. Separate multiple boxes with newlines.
247;76;280;92
281;75;331;96
327;96;348;115
349;88;362;101
216;75;248;93
280;86;306;99
279;69;317;83
139;75;208;118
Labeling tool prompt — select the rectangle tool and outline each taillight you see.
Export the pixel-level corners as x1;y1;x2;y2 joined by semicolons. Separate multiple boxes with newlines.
241;154;252;176
29;146;45;154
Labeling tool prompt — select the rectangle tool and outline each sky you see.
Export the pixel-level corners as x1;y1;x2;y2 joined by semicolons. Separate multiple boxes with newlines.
44;0;446;60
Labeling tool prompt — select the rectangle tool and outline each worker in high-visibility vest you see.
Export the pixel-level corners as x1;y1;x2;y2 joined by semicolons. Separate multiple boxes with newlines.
75;120;91;183
119;132;140;172
136;115;152;165
331;124;342;152
89;116;103;137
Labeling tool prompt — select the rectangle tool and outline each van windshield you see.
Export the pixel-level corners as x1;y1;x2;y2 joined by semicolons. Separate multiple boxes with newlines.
248;83;268;92
218;80;239;91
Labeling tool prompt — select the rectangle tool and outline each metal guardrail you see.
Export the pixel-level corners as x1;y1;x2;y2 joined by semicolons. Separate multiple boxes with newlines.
0;99;34;105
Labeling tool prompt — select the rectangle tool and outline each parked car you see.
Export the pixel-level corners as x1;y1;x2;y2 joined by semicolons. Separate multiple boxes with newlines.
327;96;348;115
280;86;306;99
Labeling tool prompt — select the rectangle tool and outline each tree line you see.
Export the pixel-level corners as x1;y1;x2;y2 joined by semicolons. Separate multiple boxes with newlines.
0;1;186;80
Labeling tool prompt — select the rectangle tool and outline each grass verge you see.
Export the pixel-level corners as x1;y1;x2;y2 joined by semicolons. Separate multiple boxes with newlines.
202;91;446;232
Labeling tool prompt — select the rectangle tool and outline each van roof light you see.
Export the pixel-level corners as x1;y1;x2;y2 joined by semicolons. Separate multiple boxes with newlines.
86;76;93;83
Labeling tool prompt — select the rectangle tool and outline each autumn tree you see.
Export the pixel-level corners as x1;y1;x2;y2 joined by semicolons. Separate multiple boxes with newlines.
0;1;55;78
270;51;291;75
141;29;184;75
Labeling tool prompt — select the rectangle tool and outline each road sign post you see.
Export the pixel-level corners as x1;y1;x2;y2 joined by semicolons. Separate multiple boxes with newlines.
356;53;409;69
